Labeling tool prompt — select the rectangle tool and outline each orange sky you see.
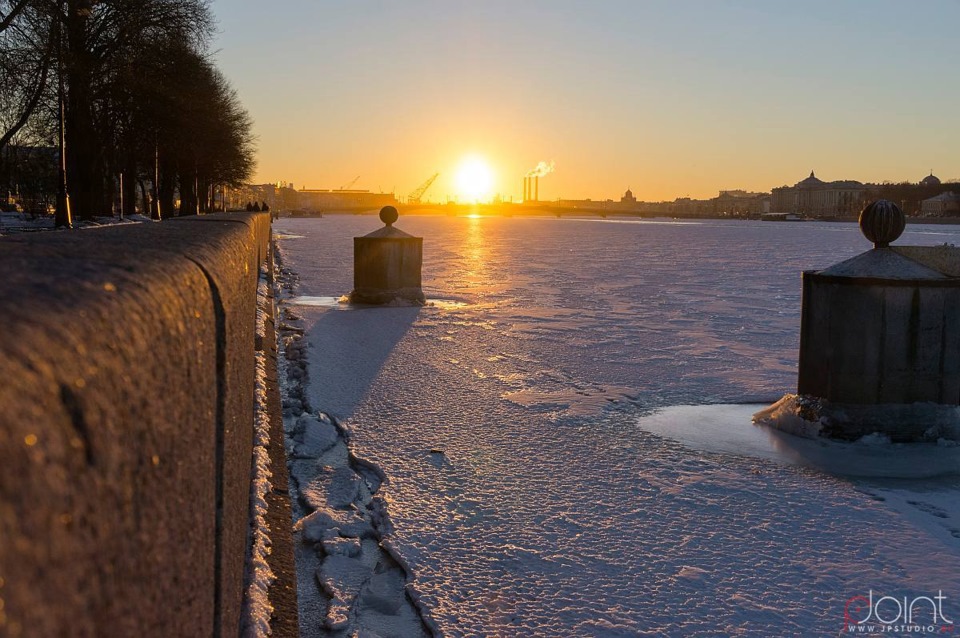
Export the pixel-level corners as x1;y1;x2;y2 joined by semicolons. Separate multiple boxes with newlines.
211;1;960;202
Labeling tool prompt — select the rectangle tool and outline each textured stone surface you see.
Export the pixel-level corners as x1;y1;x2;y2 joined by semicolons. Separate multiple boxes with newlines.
0;213;273;637
799;267;960;407
859;199;906;248
351;235;424;304
378;205;399;227
820;247;947;280
893;245;960;277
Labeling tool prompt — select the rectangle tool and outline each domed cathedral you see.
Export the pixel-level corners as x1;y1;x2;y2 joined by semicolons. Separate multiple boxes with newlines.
920;171;941;187
918;171;959;216
797;170;826;188
621;187;637;204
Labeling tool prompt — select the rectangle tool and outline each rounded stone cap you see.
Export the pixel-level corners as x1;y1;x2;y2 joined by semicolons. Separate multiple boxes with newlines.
859;199;905;248
379;206;399;227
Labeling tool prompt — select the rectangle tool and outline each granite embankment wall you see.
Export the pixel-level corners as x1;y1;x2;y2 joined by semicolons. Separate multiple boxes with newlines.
0;213;295;636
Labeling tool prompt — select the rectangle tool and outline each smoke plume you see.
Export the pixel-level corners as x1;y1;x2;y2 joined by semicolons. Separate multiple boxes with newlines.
526;161;555;178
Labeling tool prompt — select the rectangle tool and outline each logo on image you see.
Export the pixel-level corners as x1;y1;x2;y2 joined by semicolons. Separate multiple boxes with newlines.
844;590;955;634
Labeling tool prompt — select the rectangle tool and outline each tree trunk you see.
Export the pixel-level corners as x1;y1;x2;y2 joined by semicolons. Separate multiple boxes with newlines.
178;171;196;216
65;1;98;219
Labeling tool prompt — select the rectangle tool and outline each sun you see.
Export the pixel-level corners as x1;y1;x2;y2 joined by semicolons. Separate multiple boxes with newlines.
455;156;494;203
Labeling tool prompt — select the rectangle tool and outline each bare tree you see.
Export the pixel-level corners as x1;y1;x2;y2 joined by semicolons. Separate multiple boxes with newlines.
0;0;34;34
1;0;229;218
0;1;55;152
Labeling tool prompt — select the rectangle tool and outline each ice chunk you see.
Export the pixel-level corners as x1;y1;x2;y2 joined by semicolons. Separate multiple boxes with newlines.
293;413;339;457
319;554;370;630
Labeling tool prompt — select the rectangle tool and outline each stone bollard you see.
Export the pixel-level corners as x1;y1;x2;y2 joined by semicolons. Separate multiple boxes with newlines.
762;200;960;441
349;206;425;305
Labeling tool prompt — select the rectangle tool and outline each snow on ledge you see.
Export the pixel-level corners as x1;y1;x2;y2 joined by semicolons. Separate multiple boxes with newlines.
240;269;277;637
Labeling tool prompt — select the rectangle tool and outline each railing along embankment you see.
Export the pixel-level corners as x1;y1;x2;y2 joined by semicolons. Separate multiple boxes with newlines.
0;212;297;636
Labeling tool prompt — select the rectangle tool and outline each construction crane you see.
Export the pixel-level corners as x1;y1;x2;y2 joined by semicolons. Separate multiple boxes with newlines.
407;173;439;204
338;175;360;191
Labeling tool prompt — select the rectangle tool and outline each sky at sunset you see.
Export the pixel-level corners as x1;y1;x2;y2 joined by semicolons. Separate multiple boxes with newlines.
210;0;960;202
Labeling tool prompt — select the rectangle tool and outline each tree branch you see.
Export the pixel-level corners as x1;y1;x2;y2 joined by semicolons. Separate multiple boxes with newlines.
0;0;32;33
0;18;53;152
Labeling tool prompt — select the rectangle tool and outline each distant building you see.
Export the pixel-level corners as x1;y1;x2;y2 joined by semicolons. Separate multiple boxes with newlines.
298;189;397;212
771;171;865;218
233;181;301;211
234;182;397;212
863;172;955;216
671;197;713;217
921;191;960;217
621;188;636;205
713;190;770;217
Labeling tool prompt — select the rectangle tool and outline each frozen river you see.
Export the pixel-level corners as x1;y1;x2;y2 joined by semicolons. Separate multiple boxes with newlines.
276;215;960;636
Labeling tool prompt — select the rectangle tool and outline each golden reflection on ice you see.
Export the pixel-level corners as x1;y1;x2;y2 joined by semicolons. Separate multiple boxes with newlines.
462;215;488;286
285;296;350;308
427;299;470;310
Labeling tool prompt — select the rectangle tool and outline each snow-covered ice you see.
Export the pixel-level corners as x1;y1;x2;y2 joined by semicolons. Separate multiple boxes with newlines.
275;249;430;638
276;215;960;636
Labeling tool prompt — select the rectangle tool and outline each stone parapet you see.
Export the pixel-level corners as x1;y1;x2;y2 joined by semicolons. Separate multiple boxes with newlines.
0;213;294;636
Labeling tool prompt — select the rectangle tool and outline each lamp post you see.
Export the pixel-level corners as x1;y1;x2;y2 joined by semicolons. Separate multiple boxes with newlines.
151;140;161;220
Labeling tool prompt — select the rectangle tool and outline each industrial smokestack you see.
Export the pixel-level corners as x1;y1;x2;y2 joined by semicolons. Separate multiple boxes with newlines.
524;161;554;202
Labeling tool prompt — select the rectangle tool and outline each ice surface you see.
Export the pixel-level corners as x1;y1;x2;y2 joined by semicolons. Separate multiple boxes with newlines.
276;216;960;636
275;250;429;638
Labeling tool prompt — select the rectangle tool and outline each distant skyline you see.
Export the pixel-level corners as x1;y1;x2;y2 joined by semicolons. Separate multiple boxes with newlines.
210;0;960;202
